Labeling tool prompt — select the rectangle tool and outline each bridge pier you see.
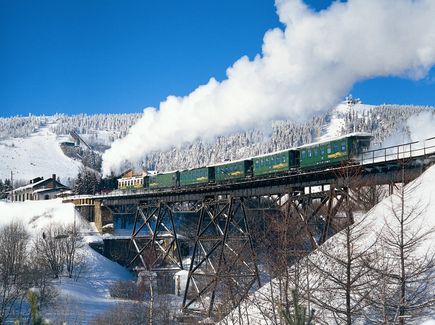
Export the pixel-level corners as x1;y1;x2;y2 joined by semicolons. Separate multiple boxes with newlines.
94;200;113;232
182;196;260;317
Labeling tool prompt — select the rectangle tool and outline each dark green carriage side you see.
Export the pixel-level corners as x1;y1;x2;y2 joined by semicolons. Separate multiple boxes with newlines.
214;160;252;182
253;150;298;177
179;167;214;186
299;134;371;169
145;172;179;189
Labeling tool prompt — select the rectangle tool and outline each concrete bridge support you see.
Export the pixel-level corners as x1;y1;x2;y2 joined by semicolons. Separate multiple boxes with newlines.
94;200;113;232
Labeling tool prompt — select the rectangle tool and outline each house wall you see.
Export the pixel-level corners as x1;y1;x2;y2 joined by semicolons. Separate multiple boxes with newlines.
35;191;62;200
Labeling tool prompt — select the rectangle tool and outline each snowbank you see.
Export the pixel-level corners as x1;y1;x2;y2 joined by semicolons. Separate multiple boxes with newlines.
0;199;84;234
0;199;135;323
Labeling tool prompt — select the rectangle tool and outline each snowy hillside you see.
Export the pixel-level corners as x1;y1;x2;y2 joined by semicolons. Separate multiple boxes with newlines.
0;101;433;182
221;164;435;324
140;102;434;172
319;99;374;140
0;125;82;184
0;199;134;323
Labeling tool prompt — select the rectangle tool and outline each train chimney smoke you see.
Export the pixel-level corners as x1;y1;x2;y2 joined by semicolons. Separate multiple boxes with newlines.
102;0;435;176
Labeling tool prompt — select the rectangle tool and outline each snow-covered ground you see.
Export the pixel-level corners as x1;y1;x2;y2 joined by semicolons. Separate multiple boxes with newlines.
0;199;134;323
221;164;435;325
0;126;82;183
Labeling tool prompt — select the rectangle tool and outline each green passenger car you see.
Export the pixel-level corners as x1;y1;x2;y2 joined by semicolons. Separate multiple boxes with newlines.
253;150;298;177
145;171;179;189
214;160;252;182
179;167;214;186
299;134;371;169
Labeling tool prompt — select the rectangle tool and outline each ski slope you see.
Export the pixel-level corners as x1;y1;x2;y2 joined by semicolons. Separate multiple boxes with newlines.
0;126;82;183
320;100;374;141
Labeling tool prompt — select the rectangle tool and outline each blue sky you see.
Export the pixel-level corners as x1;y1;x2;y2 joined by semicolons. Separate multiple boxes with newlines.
1;0;434;117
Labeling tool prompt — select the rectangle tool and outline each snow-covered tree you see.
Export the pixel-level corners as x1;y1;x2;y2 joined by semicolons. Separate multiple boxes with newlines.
73;167;99;195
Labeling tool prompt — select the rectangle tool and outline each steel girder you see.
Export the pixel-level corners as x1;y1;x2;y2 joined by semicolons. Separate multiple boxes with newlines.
181;196;261;318
129;201;185;271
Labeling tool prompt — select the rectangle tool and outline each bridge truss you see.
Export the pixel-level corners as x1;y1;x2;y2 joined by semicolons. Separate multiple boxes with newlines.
74;137;435;320
126;182;362;318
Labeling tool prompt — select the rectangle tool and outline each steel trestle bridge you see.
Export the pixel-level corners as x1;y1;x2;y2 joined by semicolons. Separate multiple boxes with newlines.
67;136;435;318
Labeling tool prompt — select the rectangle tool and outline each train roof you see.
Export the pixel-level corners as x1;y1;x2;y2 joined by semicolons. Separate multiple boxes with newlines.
208;157;254;167
209;147;300;167
297;132;372;149
152;170;179;175
252;147;298;159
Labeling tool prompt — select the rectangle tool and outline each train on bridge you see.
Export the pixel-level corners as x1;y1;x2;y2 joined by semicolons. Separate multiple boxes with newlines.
118;132;372;191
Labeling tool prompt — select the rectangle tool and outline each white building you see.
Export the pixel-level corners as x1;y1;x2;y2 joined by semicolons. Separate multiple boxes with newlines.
11;174;69;201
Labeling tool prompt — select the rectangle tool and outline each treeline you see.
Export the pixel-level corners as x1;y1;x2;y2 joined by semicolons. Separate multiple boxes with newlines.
72;166;117;195
0;179;12;199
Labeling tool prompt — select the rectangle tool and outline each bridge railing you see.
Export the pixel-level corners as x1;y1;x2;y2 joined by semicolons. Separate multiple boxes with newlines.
359;136;435;165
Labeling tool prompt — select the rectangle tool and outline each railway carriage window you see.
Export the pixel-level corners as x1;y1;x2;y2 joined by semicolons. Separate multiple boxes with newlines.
341;142;347;151
314;149;318;157
308;150;312;158
333;144;338;152
321;148;325;155
301;151;306;159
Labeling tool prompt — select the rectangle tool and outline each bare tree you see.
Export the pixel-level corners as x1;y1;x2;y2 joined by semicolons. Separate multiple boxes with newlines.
140;248;158;325
309;216;377;324
25;253;58;309
90;302;150;325
33;225;66;279
63;224;85;279
306;169;379;325
352;184;388;213
0;222;30;323
224;198;319;325
367;165;435;324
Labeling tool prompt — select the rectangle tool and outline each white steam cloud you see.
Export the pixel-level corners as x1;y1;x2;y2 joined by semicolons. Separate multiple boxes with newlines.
102;0;435;175
407;111;435;142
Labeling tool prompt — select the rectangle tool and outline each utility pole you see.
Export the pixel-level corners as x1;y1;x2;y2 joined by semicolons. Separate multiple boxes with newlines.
10;170;14;202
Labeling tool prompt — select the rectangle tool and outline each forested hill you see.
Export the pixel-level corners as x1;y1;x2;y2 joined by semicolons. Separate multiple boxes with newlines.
142;103;435;172
0;102;434;174
0;113;142;145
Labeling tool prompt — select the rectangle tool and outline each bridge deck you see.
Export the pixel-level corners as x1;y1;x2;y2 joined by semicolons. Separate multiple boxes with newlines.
67;137;435;205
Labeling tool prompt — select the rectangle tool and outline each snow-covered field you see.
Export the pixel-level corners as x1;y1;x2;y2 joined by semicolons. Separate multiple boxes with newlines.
221;164;435;325
0;126;82;183
0;199;134;323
